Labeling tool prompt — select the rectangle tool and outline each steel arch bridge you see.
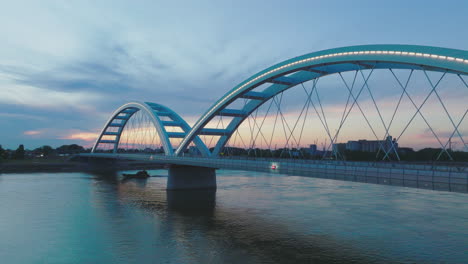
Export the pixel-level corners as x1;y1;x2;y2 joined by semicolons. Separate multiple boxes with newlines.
92;45;468;160
92;101;210;156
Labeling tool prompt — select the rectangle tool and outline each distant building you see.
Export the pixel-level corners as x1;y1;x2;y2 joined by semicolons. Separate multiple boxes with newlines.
359;140;381;152
345;136;398;153
306;144;317;155
309;136;399;157
346;141;361;151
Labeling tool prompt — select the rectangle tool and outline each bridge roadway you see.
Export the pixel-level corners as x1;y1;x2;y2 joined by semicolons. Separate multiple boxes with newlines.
80;153;467;193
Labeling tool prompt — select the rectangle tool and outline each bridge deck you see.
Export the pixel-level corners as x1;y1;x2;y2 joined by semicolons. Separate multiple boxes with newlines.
80;153;468;193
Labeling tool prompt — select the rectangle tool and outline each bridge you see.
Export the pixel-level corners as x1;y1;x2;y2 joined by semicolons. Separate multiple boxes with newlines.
82;44;468;193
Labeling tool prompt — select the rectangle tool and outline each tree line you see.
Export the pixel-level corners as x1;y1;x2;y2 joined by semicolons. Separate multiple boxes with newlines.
218;146;468;162
0;144;89;161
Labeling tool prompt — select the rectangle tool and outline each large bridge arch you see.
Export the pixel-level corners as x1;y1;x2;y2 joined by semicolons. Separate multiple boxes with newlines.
176;44;468;157
92;101;210;156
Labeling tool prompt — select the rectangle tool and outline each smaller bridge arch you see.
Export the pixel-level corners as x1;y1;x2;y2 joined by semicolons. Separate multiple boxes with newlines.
92;101;210;156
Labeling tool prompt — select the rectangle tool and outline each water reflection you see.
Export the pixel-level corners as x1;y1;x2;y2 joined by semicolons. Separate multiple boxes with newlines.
87;171;383;263
166;190;216;214
89;170;120;184
120;177;148;188
2;171;465;263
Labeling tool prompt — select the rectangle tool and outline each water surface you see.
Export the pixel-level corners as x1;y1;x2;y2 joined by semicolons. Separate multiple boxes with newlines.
0;170;467;263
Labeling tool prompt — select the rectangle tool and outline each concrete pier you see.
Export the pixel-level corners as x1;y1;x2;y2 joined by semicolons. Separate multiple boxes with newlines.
167;165;217;190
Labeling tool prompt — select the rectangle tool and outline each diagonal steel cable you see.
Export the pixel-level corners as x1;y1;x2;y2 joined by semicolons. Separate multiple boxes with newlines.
296;79;318;156
340;68;391;159
268;93;284;152
274;96;293;157
424;70;467;148
270;92;301;156
235;125;249;150
335;71;359;142
434;74;468;157
436;109;468;160
297;85;313;153
242;99;255;154
358;69;396;160
459;74;468;90
207;116;223;149
250;108;261;156
311;78;338;159
276;98;301;148
282;81;322;157
312;81;339;159
376;69;414;160
383;71;451;160
334;68;388;158
300;79;335;158
330;68;375;154
251;98;275;153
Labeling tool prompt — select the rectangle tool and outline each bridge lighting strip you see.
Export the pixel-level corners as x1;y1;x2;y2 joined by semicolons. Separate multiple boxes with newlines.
188;50;468;144
233;51;467;100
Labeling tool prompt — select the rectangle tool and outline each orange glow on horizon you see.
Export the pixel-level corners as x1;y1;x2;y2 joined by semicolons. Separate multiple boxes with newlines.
62;132;99;141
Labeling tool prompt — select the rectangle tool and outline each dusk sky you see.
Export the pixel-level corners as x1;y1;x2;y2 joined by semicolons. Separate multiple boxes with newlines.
1;0;467;150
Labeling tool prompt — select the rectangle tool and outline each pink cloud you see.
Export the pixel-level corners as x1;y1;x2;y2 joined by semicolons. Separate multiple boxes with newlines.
23;130;41;136
61;132;99;141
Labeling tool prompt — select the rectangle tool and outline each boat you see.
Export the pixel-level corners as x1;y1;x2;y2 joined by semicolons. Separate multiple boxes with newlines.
122;170;150;178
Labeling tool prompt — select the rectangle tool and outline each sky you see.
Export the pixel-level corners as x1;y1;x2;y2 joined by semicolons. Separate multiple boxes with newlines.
0;0;467;150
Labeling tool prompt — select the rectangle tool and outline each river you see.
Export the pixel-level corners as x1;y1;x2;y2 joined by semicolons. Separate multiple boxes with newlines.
0;170;467;263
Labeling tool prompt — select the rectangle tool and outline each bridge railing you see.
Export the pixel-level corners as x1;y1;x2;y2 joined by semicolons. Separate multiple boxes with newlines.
174;154;467;173
170;155;468;193
144;154;466;192
81;152;468;193
108;151;468;173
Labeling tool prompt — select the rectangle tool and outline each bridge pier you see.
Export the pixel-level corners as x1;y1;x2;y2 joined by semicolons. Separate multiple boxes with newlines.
167;165;217;190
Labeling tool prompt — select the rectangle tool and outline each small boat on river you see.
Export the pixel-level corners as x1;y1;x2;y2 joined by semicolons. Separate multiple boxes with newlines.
122;170;150;179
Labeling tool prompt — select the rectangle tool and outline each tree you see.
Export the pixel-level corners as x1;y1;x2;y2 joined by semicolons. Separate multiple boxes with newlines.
13;144;25;160
56;144;85;154
34;145;54;157
0;145;5;161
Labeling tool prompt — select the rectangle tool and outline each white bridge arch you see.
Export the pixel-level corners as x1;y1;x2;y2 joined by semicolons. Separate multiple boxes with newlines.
91;102;210;156
175;44;468;157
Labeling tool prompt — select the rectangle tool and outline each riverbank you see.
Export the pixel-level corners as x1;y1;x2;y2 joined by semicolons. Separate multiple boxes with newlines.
0;159;165;173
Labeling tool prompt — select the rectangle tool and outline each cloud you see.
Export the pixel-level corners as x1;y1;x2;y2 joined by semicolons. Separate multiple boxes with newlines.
0;81;103;111
0;112;46;121
61;131;99;142
415;128;468;141
24;130;42;136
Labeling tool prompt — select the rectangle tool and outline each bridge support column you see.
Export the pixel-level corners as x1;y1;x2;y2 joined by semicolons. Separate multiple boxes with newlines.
167;165;217;190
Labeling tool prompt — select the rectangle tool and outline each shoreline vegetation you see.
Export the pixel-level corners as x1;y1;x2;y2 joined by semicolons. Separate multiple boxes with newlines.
0;158;165;174
0;144;160;174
